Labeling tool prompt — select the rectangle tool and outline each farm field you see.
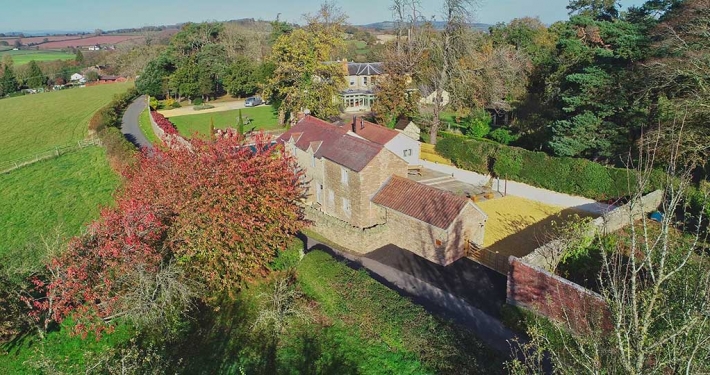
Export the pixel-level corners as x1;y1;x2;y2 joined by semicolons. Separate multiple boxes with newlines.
0;82;132;164
475;195;597;257
0;49;74;65
39;35;143;49
169;105;281;138
0;146;119;262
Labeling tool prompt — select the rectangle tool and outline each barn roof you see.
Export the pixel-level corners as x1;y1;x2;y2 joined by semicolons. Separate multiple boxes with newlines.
348;117;399;145
277;116;384;172
372;176;471;230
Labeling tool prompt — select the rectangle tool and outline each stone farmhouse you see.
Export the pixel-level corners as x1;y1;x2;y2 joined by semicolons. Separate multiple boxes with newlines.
278;115;487;266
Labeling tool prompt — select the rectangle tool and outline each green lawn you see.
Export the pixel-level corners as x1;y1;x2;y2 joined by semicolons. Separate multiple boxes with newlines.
0;49;75;65
0;82;132;164
169;105;281;138
138;106;159;145
0;147;119;261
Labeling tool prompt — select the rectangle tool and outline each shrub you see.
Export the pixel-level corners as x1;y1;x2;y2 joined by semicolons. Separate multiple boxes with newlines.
170;101;181;109
270;238;304;271
149;97;162;110
488;128;519;145
460;109;491;139
193;104;215;111
192;98;204;106
436;135;664;200
150;111;178;135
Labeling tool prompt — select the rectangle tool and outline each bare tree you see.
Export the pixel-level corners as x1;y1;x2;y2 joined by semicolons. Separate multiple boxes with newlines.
508;116;710;374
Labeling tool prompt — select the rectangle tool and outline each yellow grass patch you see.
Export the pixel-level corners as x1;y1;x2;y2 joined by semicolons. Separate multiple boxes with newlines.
475;196;590;257
420;143;453;165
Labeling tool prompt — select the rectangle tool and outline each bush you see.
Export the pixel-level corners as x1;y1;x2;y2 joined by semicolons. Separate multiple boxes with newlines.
193;104;215;111
170;101;181;109
150;111;178;135
460;109;491;139
488;128;519;145
436;135;664;200
149;97;162;110
192;98;204;105
270;237;304;271
87;87;139;170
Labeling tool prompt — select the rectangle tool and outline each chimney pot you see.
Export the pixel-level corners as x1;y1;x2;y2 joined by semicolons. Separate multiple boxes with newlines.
352;116;357;133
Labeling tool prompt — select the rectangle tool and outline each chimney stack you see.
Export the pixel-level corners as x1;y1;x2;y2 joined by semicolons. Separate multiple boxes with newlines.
360;118;365;130
351;116;357;133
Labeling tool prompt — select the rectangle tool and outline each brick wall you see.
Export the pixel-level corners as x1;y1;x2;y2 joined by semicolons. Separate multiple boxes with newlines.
507;257;611;333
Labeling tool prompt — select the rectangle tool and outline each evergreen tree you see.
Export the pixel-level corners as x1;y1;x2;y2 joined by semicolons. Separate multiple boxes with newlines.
237;109;244;135
26;60;45;89
0;64;18;96
75;49;84;64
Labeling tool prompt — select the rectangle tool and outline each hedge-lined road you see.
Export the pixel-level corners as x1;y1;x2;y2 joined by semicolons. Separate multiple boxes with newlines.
121;95;153;150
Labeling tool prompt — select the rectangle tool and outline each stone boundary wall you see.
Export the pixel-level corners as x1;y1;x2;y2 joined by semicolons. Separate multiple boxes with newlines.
522;190;664;270
305;206;390;254
507;257;611;333
148;103;192;149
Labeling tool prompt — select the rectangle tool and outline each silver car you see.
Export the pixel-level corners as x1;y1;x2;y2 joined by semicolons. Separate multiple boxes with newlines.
244;96;263;107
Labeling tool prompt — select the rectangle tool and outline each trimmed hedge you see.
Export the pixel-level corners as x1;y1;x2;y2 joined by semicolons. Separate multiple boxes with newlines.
436;134;664;201
88;87;140;170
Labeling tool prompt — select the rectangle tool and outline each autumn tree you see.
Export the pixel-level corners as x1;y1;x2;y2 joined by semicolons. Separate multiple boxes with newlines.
264;2;347;124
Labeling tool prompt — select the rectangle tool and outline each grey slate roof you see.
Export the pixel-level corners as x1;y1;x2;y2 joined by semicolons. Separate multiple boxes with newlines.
347;62;384;76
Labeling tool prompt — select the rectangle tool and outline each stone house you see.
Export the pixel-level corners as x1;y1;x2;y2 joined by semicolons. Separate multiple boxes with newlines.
340;61;384;112
346;117;421;165
394;117;421;141
278;115;486;266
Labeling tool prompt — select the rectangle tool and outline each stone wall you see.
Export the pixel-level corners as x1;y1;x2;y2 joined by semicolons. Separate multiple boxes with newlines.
358;149;408;227
305;206;390;254
507;257;611;333
522;190;664;270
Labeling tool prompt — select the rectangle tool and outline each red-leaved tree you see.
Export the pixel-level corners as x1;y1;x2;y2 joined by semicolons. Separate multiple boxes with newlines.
31;134;306;338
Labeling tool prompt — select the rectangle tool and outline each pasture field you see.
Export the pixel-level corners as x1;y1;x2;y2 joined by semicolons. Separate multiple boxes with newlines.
0;82;132;164
0;146;119;262
0;49;75;65
169;105;281;138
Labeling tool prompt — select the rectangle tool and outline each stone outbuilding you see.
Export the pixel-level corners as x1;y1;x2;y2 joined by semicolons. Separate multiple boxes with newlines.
372;176;487;266
347;117;421;165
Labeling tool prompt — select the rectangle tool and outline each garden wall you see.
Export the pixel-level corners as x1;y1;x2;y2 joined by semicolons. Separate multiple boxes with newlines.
507;257;611;334
305;206;390;254
522;190;664;270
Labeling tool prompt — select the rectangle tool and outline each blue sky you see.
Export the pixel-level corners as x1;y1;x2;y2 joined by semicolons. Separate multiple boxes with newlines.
0;0;647;33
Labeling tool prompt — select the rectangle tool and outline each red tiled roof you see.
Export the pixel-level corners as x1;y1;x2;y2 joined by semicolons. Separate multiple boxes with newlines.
277;116;383;172
372;176;470;229
349;118;399;145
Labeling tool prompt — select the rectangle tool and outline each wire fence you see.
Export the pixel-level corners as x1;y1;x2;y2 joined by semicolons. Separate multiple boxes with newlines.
0;137;102;174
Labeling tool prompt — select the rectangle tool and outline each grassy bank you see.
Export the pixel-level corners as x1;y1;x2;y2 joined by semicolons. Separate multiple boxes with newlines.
138;106;159;145
169;106;280;138
0;50;75;65
0;82;132;163
0;147;119;260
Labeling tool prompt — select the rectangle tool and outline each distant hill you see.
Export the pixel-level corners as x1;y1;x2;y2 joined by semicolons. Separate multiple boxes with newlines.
359;20;492;32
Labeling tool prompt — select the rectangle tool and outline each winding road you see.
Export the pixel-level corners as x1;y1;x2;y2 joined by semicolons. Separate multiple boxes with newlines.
121;95;153;150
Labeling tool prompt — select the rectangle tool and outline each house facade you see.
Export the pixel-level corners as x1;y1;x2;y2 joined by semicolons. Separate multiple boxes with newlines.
339;61;384;113
278;115;487;266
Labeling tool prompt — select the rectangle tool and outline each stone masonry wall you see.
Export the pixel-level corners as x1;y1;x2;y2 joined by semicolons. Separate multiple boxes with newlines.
305;206;390;254
507;257;611;333
358;149;408;227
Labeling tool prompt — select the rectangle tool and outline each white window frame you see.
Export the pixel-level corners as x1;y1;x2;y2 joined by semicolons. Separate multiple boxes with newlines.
340;167;348;186
342;197;351;215
403;149;412;157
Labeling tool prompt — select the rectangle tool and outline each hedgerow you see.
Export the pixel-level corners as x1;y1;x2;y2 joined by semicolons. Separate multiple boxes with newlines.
436;133;664;200
88;87;140;171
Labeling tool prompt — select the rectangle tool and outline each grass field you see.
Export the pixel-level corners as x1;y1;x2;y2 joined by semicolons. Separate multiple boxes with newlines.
420;143;453;165
169;105;281;138
0;49;75;65
0;82;132;164
0;147;119;261
138;106;159;145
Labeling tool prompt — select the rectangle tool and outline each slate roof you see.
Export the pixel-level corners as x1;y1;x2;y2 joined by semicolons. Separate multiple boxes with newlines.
349;118;399;145
372;176;471;230
277;116;384;172
394;117;415;131
347;62;384;76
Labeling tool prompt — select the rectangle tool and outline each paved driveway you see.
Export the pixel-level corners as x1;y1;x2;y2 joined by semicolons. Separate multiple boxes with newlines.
121;95;152;150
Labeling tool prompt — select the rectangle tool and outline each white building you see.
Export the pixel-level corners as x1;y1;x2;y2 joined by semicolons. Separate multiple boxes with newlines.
70;73;85;83
346;117;421;165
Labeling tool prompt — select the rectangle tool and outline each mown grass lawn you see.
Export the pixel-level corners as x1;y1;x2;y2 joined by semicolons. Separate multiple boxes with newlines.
0;147;119;261
169;105;281;138
0;49;75;65
0;82;132;164
138;106;159;145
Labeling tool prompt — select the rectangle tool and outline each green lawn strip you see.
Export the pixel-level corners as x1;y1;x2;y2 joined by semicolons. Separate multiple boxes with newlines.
0;50;75;65
0;147;119;260
169;105;281;138
0;82;132;163
0;320;134;374
138;106;159;145
296;250;505;374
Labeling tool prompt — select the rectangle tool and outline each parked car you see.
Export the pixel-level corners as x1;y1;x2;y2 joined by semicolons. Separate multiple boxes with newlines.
244;96;263;107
